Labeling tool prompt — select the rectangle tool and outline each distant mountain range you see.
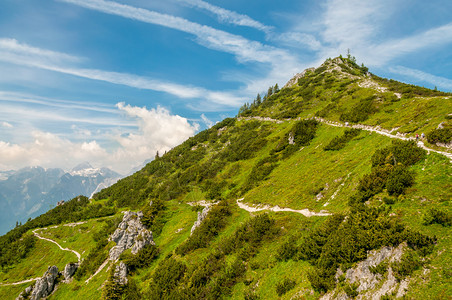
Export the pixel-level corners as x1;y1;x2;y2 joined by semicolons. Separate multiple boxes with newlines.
0;163;122;234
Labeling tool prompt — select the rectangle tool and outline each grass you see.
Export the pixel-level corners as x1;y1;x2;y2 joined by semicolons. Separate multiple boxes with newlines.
244;124;392;213
0;282;32;300
0;238;77;284
49;260;110;300
34;216;113;260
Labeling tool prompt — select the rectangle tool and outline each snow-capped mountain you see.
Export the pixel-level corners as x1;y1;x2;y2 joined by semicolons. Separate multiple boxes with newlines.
0;163;122;234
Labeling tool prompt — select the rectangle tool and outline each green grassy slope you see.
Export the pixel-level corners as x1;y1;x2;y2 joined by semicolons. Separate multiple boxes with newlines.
1;56;450;300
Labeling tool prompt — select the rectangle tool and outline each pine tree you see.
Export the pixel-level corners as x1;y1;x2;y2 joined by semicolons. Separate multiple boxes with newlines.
256;93;261;105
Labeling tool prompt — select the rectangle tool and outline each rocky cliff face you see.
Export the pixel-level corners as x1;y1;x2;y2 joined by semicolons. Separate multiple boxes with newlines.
108;211;154;261
321;243;409;300
17;266;59;300
113;262;128;285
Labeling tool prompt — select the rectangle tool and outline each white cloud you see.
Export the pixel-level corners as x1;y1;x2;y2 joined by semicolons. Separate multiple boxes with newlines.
1;122;13;128
0;103;198;174
0;38;244;106
275;32;322;51
200;113;213;128
389;66;452;91
176;0;272;33
318;0;452;67
58;0;295;64
370;22;452;66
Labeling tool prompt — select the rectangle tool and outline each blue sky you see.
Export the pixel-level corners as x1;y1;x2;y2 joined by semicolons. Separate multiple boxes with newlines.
0;0;451;174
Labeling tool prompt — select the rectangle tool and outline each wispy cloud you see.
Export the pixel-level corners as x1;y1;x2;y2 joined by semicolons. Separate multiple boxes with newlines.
200;113;213;128
389;66;452;91
58;0;291;64
176;0;272;33
0;38;244;106
371;22;452;66
0;91;117;114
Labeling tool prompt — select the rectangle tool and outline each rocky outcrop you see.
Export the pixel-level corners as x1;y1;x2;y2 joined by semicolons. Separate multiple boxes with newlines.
113;262;128;285
191;205;211;235
63;262;78;281
108;211;154;261
321;243;408;300
17;266;59;300
284;68;315;88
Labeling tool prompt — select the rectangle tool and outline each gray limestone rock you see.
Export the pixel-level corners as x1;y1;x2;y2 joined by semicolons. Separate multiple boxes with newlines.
190;205;211;235
321;243;408;300
17;266;60;300
113;262;128;285
108;211;154;261
63;262;78;280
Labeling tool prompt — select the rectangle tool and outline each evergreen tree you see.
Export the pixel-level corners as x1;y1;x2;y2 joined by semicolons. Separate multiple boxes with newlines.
256;93;261;105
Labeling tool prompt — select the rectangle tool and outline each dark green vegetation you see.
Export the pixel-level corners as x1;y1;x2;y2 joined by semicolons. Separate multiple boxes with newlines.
1;57;451;300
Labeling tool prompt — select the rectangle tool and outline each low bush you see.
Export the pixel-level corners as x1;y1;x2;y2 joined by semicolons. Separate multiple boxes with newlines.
324;128;361;151
340;96;377;123
369;261;388;275
423;208;451;227
392;250;422;281
386;166;415;196
275;278;296;296
176;201;231;255
121;244;159;273
427;128;452;144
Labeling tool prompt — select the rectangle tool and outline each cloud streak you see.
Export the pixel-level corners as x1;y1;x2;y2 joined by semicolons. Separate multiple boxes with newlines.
0;38;244;106
176;0;272;33
58;0;291;64
389;66;452;91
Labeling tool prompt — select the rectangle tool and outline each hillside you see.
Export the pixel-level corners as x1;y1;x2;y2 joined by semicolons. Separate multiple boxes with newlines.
0;56;451;300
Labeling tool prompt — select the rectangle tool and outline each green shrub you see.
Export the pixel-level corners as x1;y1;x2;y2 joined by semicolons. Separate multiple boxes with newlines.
146;256;187;300
427;128;452;144
344;282;359;298
383;196;396;205
275;278;296;296
324;128;361;150
423;208;452;226
392;250;422;281
369;261;388;275
340;96;377;123
121;244;159;273
386;166;415;196
176;201;231;255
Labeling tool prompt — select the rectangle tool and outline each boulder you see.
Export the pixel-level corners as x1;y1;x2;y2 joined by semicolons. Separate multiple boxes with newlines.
63;262;78;280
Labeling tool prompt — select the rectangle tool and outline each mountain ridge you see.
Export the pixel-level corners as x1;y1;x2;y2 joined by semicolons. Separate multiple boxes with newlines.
1;56;451;300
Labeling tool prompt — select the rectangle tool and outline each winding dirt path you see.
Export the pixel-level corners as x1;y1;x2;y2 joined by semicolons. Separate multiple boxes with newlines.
85;259;110;284
0;277;40;287
32;228;81;262
240;116;452;161
236;198;331;217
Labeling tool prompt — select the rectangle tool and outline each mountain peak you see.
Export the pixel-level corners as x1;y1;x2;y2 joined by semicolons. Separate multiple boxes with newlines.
71;162;93;172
